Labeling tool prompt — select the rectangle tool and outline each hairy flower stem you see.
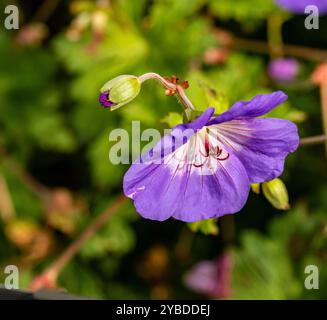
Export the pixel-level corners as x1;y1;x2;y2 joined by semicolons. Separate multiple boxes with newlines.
29;195;127;291
138;72;195;120
138;73;176;90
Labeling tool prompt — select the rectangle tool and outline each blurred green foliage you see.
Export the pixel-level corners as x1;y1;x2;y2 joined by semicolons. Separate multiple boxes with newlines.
0;0;326;299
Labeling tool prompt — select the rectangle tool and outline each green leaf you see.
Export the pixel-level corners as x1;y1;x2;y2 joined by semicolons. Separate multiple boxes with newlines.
186;70;229;113
79;216;135;259
28;112;77;152
209;0;276;23
233;231;301;299
161;112;183;128
88;130;125;188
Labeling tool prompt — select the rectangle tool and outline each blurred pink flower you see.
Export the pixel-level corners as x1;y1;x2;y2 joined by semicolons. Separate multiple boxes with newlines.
184;251;233;299
268;58;300;83
15;23;48;47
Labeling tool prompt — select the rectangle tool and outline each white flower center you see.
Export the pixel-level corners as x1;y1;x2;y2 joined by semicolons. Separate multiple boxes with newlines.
165;126;230;176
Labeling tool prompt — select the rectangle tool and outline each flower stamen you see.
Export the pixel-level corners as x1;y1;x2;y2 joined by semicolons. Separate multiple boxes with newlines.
192;132;230;168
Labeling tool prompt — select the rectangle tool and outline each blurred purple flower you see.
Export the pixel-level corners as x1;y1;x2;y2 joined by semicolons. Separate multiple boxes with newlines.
268;58;300;83
124;92;299;222
276;0;327;14
184;252;233;298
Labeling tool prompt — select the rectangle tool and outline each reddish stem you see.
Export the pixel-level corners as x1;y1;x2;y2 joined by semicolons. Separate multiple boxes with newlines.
29;194;127;291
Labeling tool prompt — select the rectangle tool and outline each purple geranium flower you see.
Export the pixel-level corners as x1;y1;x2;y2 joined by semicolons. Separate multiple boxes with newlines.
276;0;327;14
123;91;299;222
268;58;300;83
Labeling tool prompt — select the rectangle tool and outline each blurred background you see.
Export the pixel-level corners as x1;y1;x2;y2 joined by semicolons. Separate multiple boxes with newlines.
0;0;327;299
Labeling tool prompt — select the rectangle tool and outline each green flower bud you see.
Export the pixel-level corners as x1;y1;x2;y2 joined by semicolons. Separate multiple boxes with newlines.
262;178;290;210
99;75;141;110
251;183;260;194
188;218;219;236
